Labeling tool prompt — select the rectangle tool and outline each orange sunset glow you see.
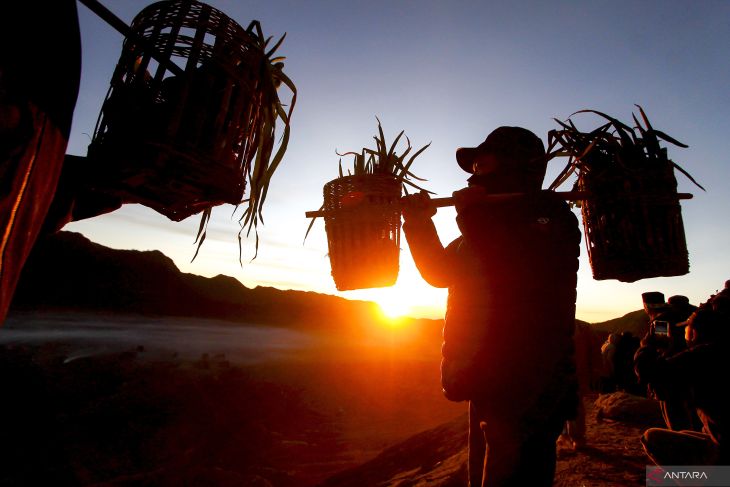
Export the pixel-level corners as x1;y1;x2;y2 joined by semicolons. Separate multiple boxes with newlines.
375;292;412;319
4;1;729;486
346;266;449;322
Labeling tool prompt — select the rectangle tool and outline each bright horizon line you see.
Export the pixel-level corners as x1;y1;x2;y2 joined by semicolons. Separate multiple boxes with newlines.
228;276;633;325
63;218;638;326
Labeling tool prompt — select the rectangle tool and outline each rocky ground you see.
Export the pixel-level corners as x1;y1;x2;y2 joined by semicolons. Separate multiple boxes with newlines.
320;393;661;487
553;396;654;487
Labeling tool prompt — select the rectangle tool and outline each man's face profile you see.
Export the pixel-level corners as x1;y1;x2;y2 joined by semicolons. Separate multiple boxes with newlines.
472;152;501;176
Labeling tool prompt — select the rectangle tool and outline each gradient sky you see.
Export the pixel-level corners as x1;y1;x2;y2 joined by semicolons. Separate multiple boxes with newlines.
65;0;730;323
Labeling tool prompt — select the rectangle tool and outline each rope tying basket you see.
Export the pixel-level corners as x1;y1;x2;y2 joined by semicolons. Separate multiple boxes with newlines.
87;0;269;221
323;174;402;291
578;159;689;282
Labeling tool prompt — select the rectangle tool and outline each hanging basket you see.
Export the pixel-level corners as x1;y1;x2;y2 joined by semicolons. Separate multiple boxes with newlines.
86;0;269;221
578;158;689;282
322;174;402;291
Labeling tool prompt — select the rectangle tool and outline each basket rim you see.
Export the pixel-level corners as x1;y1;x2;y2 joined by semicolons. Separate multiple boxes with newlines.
324;173;401;186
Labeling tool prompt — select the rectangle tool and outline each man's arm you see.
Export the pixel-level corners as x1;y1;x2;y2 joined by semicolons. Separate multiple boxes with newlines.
402;193;455;288
634;339;693;401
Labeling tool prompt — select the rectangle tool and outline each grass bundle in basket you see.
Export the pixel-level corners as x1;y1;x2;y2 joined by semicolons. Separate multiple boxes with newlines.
86;1;296;264
195;20;297;263
306;119;431;291
546;105;704;282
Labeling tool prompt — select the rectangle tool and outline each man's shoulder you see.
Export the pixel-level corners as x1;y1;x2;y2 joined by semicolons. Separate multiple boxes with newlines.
531;192;581;243
536;191;577;217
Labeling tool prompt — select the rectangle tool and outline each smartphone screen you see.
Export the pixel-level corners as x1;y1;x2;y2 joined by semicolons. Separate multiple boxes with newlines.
653;320;669;335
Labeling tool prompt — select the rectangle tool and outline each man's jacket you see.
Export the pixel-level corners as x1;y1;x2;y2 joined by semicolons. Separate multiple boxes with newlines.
404;192;581;419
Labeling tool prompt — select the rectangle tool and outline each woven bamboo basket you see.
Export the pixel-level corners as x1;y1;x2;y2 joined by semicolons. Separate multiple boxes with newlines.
322;174;402;291
87;0;263;221
578;158;689;282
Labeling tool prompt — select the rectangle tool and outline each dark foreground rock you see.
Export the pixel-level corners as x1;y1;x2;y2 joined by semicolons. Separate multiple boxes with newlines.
595;391;665;426
0;343;343;487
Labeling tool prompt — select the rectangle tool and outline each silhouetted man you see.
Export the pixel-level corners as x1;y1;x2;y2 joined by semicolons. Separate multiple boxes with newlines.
403;126;580;487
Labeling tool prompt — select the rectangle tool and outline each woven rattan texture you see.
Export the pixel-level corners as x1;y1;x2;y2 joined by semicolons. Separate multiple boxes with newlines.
578;161;689;282
323;175;402;291
88;0;263;220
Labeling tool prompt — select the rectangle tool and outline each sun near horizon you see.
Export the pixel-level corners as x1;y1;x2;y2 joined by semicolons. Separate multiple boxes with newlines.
348;276;636;325
345;271;448;323
375;288;418;320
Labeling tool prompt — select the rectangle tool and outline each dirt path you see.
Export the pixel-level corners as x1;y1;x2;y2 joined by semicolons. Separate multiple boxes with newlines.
320;392;656;486
554;395;649;486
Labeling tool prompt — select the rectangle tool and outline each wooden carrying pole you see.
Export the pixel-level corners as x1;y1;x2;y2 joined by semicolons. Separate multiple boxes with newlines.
305;191;694;219
77;0;184;76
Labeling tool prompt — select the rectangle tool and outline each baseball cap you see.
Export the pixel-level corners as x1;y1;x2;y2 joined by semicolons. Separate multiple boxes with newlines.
642;291;666;309
456;126;546;174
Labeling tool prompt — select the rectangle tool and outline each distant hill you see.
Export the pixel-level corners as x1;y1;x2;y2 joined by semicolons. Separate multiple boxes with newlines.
591;309;649;339
10;231;645;339
9;232;401;334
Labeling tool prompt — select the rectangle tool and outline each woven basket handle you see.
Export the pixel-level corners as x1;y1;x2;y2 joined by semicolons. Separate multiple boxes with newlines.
305;191;692;218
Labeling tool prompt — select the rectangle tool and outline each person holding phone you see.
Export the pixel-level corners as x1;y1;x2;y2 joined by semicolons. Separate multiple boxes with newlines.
645;294;701;431
635;305;730;466
656;295;698;352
